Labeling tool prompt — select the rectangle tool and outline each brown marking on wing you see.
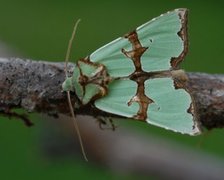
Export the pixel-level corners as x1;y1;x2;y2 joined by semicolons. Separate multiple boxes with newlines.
187;102;201;133
122;31;148;73
171;9;188;68
187;102;194;115
171;70;201;133
128;77;154;120
122;31;154;121
76;60;86;97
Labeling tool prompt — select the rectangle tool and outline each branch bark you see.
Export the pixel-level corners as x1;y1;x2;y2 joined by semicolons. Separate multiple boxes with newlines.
0;57;224;130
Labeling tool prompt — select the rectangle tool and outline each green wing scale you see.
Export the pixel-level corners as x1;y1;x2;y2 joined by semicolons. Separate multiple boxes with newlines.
62;8;201;135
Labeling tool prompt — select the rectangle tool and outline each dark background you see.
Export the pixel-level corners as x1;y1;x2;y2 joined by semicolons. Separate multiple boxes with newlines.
0;0;223;179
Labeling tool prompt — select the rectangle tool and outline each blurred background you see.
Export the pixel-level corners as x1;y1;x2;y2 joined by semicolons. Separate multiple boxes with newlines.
0;0;224;179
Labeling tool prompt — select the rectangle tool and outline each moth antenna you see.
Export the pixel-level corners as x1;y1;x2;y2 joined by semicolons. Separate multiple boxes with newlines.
65;19;88;161
65;19;81;78
67;91;88;161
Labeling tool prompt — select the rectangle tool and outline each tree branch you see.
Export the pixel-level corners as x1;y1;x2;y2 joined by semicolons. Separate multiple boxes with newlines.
0;57;223;130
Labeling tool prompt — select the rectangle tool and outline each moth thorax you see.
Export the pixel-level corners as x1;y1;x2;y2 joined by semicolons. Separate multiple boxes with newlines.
78;75;89;86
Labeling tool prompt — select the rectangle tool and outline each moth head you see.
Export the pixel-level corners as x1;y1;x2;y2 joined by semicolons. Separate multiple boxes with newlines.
62;77;73;92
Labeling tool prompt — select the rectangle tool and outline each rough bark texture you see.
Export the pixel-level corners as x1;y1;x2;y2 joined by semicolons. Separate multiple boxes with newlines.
0;57;224;130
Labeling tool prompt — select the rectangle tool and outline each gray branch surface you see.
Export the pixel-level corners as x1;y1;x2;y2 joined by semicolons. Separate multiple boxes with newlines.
0;57;224;130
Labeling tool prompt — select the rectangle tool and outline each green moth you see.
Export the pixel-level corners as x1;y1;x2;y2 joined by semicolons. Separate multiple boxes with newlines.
62;8;201;136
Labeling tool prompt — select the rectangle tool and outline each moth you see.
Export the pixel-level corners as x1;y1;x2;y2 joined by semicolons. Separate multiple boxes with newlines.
62;9;201;147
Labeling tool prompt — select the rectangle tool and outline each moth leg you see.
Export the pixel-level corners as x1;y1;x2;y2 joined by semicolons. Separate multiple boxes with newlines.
97;117;107;130
108;118;117;131
96;116;117;131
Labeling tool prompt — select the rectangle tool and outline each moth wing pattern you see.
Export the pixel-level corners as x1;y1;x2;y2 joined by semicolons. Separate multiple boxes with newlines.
81;9;200;135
